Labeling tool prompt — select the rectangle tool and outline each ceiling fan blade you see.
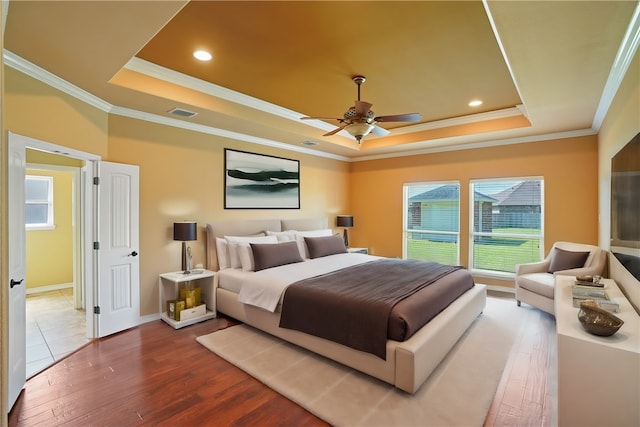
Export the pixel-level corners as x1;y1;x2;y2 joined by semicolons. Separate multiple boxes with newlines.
301;116;342;121
355;100;373;116
323;124;348;136
375;113;422;122
370;125;391;137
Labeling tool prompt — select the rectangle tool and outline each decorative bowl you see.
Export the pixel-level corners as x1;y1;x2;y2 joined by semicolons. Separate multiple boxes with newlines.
578;302;624;337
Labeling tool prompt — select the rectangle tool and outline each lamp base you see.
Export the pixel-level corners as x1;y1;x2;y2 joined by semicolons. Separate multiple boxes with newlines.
181;242;190;274
343;229;349;248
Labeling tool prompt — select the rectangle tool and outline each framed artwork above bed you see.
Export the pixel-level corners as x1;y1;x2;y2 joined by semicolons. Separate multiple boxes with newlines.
224;149;300;209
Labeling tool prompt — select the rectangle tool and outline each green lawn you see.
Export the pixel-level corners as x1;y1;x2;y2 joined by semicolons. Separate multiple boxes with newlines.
407;229;541;272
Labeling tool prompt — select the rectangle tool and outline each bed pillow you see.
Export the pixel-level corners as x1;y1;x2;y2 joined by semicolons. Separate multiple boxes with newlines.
304;234;348;259
251;241;304;271
225;235;278;269
294;228;334;258
266;230;298;242
237;244;258;272
548;247;590;273
215;237;231;270
296;228;333;238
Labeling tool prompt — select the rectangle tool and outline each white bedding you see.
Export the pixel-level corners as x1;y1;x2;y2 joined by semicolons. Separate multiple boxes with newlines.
218;252;378;312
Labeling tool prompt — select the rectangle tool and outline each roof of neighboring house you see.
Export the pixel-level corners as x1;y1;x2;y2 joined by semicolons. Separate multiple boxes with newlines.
492;181;542;206
410;184;496;203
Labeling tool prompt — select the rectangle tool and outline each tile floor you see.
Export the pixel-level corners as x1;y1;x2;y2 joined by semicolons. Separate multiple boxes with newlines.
26;288;90;378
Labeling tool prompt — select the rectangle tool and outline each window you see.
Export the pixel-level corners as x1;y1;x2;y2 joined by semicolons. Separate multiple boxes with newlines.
470;178;544;275
25;175;54;230
403;181;460;265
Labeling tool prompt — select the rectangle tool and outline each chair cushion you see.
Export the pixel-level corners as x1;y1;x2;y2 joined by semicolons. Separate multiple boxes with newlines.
517;273;556;299
548;247;590;273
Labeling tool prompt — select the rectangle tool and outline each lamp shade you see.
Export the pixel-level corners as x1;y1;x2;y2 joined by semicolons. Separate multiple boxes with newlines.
336;215;354;228
173;221;197;241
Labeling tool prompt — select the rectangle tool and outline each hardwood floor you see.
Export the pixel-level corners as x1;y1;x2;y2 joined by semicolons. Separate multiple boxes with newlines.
9;295;556;427
9;316;328;427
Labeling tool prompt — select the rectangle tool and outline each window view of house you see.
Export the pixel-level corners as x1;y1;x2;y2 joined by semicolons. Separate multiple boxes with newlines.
470;178;544;274
403;182;460;265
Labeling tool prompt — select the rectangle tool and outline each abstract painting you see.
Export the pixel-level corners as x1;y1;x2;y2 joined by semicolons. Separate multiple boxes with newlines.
224;149;300;209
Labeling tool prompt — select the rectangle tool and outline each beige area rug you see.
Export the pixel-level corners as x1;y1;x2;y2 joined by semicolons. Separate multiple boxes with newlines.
197;297;524;426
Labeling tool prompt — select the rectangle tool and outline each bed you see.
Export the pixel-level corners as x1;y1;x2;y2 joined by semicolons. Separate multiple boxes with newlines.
205;218;487;394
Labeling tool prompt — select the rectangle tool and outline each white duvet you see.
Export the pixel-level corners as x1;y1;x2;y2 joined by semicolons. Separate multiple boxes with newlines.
219;253;378;312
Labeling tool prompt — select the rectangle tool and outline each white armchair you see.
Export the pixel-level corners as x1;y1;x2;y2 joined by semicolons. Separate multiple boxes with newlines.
515;241;607;315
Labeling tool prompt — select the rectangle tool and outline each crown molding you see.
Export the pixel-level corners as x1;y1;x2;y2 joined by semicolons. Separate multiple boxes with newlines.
389;105;526;136
351;128;598;162
3;50;347;161
3;50;113;113
592;1;640;130
109;105;349;161
124;57;336;135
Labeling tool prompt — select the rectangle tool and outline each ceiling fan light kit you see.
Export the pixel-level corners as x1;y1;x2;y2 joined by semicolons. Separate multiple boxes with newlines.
346;122;375;143
301;75;421;144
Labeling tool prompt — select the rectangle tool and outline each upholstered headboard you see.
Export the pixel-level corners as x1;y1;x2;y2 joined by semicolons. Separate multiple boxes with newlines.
205;217;328;271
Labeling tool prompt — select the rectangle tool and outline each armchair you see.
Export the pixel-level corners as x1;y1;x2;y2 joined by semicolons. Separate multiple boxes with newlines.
515;241;606;315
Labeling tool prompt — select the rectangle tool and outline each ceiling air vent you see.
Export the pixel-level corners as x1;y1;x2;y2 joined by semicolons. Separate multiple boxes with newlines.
168;107;198;118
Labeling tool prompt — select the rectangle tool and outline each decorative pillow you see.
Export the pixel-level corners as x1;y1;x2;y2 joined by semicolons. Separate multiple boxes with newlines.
225;235;278;269
304;234;347;259
251;241;304;271
548;247;590;273
294;229;333;258
215;237;230;270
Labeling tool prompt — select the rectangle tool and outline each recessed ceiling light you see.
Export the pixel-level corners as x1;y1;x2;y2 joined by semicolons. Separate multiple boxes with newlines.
468;100;483;107
302;141;319;146
193;50;212;61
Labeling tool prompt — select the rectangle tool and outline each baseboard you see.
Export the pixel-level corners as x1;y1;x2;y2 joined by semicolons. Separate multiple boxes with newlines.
26;282;73;295
479;284;516;295
139;313;161;325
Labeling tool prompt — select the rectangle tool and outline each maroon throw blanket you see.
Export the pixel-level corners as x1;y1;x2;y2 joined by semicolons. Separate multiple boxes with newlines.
279;259;463;359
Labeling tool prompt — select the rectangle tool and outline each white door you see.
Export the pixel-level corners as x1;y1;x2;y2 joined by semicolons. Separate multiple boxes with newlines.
7;137;26;410
96;161;140;337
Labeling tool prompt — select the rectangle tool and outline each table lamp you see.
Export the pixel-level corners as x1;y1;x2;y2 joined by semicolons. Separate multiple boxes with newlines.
336;215;354;248
173;221;197;273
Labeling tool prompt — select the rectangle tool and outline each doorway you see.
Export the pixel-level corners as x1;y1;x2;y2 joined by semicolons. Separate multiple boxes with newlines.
24;161;89;378
9;132;140;411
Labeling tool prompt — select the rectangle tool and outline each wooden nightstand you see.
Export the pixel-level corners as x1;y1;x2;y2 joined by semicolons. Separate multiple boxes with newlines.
159;270;216;329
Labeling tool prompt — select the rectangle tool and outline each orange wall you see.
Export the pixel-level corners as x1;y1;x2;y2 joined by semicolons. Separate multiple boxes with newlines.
107;115;350;315
4;67;108;157
349;135;599;288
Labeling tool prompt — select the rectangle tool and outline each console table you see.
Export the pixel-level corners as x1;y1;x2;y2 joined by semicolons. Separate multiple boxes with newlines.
555;275;640;426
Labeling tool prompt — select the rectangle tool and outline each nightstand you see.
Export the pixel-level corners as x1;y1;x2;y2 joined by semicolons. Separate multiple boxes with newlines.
347;247;368;254
159;270;216;329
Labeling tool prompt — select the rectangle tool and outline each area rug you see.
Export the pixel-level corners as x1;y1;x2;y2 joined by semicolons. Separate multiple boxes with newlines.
196;296;524;426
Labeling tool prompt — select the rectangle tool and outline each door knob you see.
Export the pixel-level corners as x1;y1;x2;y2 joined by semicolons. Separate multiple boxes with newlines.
129;251;138;257
10;279;24;288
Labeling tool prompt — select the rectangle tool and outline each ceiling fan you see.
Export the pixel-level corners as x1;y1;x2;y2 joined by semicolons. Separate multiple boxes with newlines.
301;75;422;144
